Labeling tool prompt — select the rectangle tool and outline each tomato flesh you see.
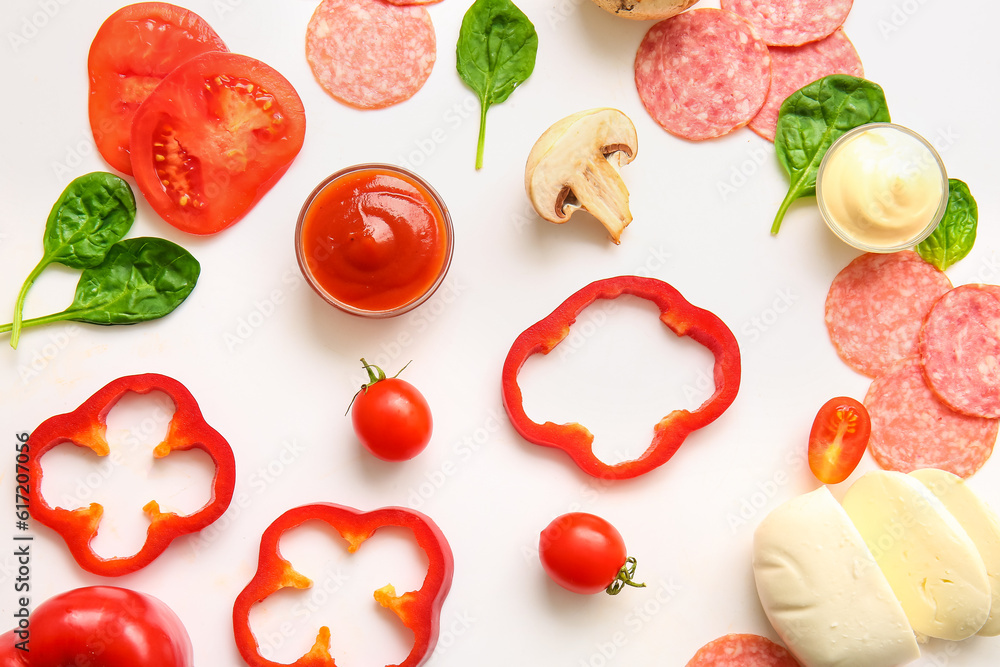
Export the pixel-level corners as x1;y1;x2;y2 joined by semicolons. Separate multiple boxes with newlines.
88;2;228;175
539;513;627;595
808;396;871;484
130;52;306;234
352;378;433;461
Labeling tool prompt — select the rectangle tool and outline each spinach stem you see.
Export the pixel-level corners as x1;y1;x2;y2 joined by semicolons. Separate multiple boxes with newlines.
770;192;797;235
475;102;487;170
10;257;50;349
0;309;73;336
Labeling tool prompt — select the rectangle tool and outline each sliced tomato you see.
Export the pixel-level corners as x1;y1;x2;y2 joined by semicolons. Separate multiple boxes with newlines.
129;52;306;235
808;396;871;484
88;2;228;175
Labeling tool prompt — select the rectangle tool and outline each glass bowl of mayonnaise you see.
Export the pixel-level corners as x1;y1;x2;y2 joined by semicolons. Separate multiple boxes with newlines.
816;123;949;253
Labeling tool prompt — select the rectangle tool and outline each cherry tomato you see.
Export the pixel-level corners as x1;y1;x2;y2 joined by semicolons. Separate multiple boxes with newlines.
351;359;432;461
0;586;192;667
538;512;644;595
129;52;306;235
88;3;228;175
808;396;871;484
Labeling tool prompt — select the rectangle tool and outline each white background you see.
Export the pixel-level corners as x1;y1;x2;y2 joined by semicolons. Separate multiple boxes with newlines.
1;0;999;665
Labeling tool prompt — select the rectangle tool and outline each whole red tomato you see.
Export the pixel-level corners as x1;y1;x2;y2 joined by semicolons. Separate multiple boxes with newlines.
0;586;192;667
539;512;644;595
350;359;432;462
808;396;871;484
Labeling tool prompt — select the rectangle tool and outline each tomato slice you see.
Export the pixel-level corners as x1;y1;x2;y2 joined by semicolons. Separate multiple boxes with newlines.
808;396;871;484
88;2;228;175
129;52;306;235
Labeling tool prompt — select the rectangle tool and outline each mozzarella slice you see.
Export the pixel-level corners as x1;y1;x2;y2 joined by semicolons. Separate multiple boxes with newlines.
910;468;1000;636
753;486;919;667
842;470;991;640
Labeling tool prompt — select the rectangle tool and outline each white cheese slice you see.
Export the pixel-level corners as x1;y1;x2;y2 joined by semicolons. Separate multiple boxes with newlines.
753;486;919;667
910;468;1000;636
842;470;991;640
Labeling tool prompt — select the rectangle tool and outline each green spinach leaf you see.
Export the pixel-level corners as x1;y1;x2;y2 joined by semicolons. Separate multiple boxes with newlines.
10;172;136;348
457;0;538;170
0;238;199;336
771;75;890;235
917;179;978;270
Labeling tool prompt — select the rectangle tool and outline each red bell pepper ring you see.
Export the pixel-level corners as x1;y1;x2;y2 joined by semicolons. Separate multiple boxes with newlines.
26;373;236;576
0;585;193;667
233;503;454;667
501;275;741;480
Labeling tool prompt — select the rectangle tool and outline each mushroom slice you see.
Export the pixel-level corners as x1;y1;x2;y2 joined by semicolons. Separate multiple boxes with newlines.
524;108;638;244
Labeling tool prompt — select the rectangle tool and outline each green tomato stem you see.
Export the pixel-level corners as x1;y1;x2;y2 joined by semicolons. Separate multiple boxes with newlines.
10;257;50;349
605;557;646;596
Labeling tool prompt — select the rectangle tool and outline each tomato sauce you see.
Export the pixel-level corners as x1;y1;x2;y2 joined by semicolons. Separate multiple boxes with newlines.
297;166;452;315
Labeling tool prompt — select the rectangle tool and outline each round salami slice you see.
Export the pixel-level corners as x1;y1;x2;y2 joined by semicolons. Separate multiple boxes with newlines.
634;9;771;141
825;251;952;378
306;0;436;110
749;29;862;142
686;634;799;667
920;285;1000;418
721;0;853;46
865;357;997;478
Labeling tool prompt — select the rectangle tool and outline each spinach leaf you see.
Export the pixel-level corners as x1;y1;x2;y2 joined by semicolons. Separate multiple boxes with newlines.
10;172;136;348
456;0;538;170
917;179;978;270
43;172;137;268
771;75;891;235
0;238;200;336
67;238;201;324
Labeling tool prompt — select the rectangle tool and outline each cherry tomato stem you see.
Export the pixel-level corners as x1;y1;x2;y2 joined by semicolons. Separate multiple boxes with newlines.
606;556;646;595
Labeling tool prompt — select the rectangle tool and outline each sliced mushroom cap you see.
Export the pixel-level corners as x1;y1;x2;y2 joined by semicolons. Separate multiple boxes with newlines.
590;0;699;21
524;108;638;244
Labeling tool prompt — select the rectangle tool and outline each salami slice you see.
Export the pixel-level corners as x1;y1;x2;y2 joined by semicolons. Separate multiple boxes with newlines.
825;251;952;378
920;285;1000;418
384;0;442;4
749;29;863;142
721;0;853;47
306;0;436;110
634;9;771;141
686;634;799;667
865;357;997;478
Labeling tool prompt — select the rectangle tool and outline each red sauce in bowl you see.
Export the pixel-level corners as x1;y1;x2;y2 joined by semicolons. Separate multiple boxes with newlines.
296;165;453;316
